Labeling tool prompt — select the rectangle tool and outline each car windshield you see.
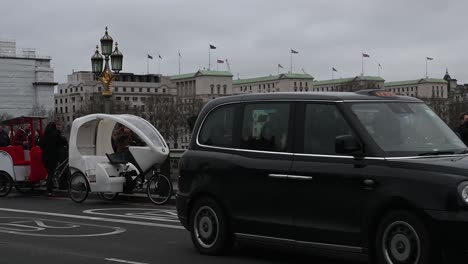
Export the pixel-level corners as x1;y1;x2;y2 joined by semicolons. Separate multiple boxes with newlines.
350;102;466;157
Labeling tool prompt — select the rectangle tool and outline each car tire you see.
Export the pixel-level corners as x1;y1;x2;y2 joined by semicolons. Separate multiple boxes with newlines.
375;210;436;264
190;197;233;255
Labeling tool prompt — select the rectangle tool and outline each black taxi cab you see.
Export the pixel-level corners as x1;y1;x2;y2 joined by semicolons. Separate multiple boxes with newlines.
176;90;468;263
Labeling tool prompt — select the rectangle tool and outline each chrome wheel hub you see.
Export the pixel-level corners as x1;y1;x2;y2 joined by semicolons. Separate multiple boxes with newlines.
383;221;421;264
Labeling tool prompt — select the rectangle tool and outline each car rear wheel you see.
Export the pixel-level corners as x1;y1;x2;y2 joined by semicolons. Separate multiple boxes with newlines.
375;210;434;264
190;197;233;255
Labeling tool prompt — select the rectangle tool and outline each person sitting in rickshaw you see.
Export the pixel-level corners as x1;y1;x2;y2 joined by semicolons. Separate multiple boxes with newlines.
111;123;146;191
14;124;32;150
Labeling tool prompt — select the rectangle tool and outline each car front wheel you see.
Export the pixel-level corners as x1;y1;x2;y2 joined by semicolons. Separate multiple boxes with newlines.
375;210;434;264
190;197;232;255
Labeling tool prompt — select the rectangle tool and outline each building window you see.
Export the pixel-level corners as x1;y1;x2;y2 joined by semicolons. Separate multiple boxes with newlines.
81;96;83;101
123;87;127;92
211;85;214;94
55;107;58;113
131;88;135;92
141;105;145;111
294;82;297;87
60;89;62;94
217;85;220;94
305;82;308;87
67;117;70;122
60;98;62;104
98;87;101;92
73;105;75;112
65;89;67;93
133;97;138;102
60;107;63;113
147;88;150;92
65;98;68;103
115;87;119;92
116;97;121;101
223;85;227;94
139;88;142;92
124;97;129;101
163;88;166;93
141;97;146;102
81;87;83;91
65;106;68;113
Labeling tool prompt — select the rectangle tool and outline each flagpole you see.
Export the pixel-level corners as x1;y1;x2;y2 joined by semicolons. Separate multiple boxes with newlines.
290;51;293;74
277;65;279;75
178;50;181;75
147;56;149;74
208;47;211;71
425;58;428;79
361;54;364;76
332;69;334;80
158;56;161;75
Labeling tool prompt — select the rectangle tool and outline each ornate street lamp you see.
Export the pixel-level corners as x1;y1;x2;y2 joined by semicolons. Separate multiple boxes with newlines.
91;27;123;113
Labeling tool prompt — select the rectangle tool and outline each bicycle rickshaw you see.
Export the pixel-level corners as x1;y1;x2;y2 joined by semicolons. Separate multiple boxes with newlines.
68;114;172;205
0;116;48;196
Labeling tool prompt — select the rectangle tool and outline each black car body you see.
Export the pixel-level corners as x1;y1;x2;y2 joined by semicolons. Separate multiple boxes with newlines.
177;91;468;263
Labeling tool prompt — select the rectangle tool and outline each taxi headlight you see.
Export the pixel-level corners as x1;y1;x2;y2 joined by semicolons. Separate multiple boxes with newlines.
458;182;468;204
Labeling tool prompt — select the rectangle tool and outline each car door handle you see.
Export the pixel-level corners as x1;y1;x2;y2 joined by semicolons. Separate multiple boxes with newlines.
288;175;314;181
268;174;288;179
363;179;376;189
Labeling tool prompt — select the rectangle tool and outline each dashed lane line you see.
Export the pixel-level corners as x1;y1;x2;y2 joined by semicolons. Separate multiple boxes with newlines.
0;208;184;230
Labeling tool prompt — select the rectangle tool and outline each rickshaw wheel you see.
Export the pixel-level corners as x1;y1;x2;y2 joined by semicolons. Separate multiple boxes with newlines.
0;172;13;197
69;172;89;203
147;174;172;205
99;192;119;201
15;182;33;194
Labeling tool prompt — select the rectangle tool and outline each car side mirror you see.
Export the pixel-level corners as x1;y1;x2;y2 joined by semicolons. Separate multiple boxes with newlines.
335;134;363;156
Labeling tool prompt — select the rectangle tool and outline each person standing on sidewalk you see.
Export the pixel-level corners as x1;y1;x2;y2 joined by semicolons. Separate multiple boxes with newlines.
455;113;468;146
40;122;67;196
0;126;10;147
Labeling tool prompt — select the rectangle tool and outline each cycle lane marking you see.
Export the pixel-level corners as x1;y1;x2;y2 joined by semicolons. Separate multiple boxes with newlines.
0;217;125;237
0;208;184;230
83;208;179;222
105;258;149;264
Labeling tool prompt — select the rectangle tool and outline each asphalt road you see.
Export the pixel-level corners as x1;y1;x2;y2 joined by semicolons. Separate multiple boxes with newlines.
0;191;360;264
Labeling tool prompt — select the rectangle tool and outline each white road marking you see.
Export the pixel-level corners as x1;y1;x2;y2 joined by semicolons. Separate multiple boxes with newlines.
83;208;179;222
0;217;126;237
105;258;149;264
0;208;183;230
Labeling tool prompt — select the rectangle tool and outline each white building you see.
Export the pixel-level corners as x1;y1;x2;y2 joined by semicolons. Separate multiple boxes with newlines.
0;40;56;116
384;78;449;98
312;76;385;92
232;73;314;94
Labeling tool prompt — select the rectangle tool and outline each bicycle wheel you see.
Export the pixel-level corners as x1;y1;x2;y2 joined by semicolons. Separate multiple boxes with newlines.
99;192;119;200
68;172;89;203
0;172;13;197
147;174;172;205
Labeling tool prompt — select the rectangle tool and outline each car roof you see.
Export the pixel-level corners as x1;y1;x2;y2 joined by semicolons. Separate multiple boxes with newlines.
207;90;422;106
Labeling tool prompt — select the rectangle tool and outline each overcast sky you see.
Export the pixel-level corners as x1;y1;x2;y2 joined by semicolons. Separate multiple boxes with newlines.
1;0;466;83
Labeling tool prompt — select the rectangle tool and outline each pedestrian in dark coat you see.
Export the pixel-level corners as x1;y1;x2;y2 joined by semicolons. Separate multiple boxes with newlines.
40;122;67;196
455;113;468;146
0;126;10;147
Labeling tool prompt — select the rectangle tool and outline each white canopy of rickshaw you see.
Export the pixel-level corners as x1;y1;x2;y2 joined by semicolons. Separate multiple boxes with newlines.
69;114;168;174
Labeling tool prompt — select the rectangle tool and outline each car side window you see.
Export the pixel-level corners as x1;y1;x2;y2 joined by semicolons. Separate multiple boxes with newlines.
198;104;235;148
241;103;290;152
304;104;353;155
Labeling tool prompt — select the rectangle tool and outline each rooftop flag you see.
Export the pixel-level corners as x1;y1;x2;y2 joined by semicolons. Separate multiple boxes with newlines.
159;54;162;59
278;64;284;68
209;44;216;49
291;49;299;54
147;54;153;59
332;67;338;72
217;59;224;63
362;53;370;58
426;57;434;60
